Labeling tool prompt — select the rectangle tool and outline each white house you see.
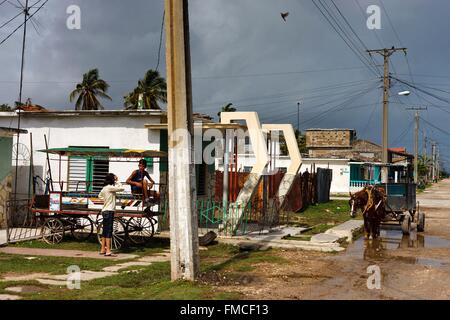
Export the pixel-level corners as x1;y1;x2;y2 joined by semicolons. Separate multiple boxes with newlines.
0;110;166;197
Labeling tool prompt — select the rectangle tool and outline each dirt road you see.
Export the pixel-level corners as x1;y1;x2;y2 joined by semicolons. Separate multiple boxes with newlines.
221;180;450;300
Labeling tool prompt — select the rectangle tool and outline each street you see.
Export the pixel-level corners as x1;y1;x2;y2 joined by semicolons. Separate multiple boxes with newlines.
220;180;450;300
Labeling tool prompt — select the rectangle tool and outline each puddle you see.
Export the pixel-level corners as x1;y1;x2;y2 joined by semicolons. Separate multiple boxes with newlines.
336;228;450;269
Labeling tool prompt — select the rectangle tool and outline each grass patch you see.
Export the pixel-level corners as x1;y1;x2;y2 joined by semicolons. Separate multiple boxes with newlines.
10;236;170;257
286;200;356;234
201;244;287;273
283;235;312;241
14;261;241;300
0;253;124;276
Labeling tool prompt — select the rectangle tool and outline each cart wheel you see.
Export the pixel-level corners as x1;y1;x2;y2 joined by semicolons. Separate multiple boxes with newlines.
126;217;155;244
95;212;103;225
401;214;411;235
97;218;126;250
417;212;426;232
71;217;94;240
42;218;65;244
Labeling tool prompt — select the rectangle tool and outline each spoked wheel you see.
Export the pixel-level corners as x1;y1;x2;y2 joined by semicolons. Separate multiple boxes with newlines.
95;212;103;225
126;217;155;244
42;218;65;244
97;218;126;250
70;216;94;240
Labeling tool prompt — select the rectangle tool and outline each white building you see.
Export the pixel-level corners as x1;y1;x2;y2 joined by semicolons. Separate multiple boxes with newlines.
0;110;166;197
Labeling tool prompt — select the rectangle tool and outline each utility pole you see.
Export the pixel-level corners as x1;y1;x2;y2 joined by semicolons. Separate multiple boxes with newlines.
406;107;427;184
431;141;436;182
19;0;29;104
367;47;407;182
164;0;199;281
14;0;30;209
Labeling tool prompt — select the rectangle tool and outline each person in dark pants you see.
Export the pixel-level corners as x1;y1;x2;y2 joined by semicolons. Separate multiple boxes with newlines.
126;159;159;204
98;173;124;256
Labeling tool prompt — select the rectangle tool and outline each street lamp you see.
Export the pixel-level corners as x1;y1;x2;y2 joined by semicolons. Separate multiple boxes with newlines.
297;100;303;133
398;91;411;96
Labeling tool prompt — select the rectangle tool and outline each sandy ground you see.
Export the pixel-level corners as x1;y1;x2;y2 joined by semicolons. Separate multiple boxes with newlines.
214;180;450;300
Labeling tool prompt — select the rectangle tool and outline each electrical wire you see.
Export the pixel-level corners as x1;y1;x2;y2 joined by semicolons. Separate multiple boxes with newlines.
310;0;380;77
155;9;165;72
0;0;47;47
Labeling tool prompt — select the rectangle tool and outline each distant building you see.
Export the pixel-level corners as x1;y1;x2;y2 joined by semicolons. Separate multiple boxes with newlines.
306;128;413;163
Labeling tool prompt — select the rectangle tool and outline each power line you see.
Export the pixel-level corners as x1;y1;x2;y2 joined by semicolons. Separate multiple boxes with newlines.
0;0;47;47
195;78;380;110
0;11;23;30
155;9;165;72
266;83;378;124
420;116;450;137
310;0;380;77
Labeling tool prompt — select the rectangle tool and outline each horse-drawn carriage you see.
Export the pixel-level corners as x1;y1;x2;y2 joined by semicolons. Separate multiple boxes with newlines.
31;147;167;250
349;162;425;238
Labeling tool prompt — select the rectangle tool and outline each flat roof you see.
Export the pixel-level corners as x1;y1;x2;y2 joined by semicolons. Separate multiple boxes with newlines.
0;110;165;117
306;128;355;131
39;147;167;158
145;123;247;130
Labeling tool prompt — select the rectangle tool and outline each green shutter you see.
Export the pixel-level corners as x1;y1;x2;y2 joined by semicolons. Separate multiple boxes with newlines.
0;137;13;181
86;157;93;192
144;157;154;169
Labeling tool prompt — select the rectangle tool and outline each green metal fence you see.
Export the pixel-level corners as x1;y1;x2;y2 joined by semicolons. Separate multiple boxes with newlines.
158;197;275;236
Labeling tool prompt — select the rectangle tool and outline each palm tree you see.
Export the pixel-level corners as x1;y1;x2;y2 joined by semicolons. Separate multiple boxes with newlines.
217;103;236;121
0;104;12;112
69;69;112;110
124;69;167;110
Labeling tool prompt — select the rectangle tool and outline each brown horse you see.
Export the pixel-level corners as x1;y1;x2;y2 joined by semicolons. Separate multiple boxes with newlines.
349;186;387;239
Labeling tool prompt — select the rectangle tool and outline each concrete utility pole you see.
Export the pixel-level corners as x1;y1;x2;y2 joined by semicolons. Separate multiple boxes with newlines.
431;141;437;182
406;107;427;184
165;0;199;281
367;48;407;182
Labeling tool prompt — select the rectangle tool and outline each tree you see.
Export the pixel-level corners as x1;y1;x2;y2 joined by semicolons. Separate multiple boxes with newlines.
124;69;167;110
280;129;307;155
69;69;112;110
0;104;12;112
217;103;236;121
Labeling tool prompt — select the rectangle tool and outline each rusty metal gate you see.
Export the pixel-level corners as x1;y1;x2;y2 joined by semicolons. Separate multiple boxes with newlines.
6;199;44;243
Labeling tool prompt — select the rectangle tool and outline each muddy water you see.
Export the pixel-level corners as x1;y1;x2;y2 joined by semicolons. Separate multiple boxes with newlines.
305;227;450;299
343;228;450;266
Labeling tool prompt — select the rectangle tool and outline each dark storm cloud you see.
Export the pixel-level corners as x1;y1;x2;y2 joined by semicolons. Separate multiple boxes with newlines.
1;0;450;167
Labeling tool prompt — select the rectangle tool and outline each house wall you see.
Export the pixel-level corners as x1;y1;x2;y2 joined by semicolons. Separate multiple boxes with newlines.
216;155;350;194
306;129;355;148
0;135;13;228
0;113;162;197
0;174;12;228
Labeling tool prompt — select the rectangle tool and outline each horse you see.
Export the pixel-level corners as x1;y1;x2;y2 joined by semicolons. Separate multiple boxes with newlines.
349;186;387;239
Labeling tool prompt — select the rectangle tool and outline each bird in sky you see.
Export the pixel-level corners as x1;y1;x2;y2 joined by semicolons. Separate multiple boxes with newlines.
281;12;289;21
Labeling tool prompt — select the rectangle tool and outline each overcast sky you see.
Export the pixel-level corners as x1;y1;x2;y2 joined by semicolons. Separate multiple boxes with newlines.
1;0;450;168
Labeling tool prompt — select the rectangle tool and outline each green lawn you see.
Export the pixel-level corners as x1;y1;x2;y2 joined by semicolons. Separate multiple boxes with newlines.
286;200;361;235
0;242;290;300
10;236;170;257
